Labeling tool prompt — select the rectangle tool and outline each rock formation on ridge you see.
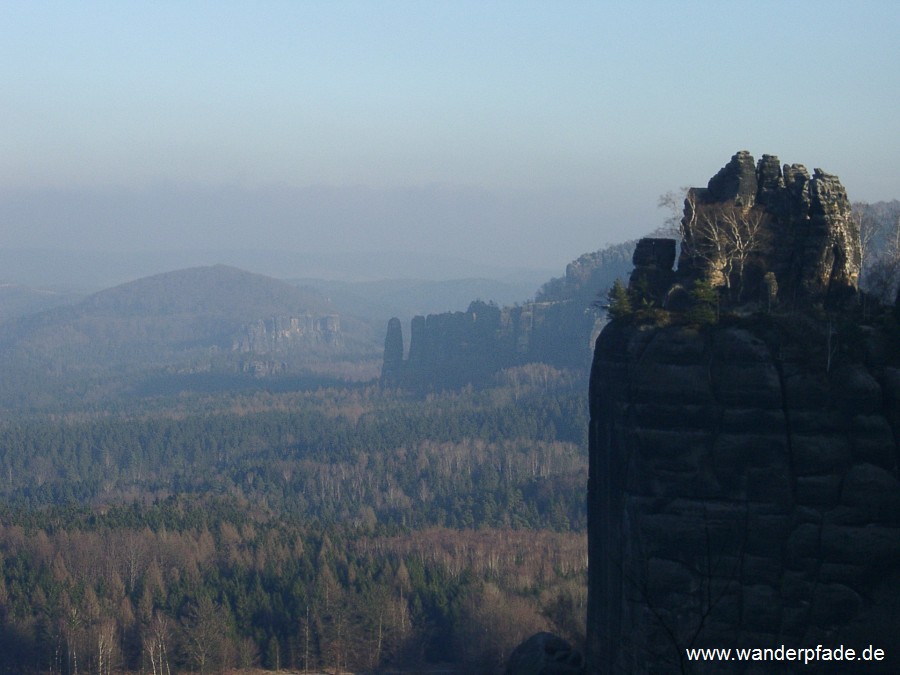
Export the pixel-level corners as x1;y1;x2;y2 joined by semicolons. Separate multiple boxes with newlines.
379;242;636;391
381;317;404;387
586;153;900;674
673;150;861;309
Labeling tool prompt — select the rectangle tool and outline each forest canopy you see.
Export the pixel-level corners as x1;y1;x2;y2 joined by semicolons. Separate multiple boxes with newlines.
0;367;588;674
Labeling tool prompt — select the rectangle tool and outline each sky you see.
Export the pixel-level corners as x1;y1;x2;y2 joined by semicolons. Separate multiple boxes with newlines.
1;1;899;282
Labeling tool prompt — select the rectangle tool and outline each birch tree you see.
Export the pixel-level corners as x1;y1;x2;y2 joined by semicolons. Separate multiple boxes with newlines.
685;199;769;301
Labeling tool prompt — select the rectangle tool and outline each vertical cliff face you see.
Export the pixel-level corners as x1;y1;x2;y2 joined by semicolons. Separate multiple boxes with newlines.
380;299;600;390
381;317;404;387
233;314;342;353
586;154;900;674
378;242;637;391
588;322;900;673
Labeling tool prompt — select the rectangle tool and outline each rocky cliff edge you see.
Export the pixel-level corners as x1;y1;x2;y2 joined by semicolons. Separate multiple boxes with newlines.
587;153;900;674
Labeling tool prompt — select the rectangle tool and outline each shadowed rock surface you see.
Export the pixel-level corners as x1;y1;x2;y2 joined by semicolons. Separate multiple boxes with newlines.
587;322;900;673
380;242;636;391
505;632;584;675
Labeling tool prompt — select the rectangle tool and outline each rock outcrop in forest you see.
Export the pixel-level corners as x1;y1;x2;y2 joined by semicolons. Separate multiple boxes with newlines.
586;153;900;674
233;314;341;353
380;242;635;390
380;299;597;390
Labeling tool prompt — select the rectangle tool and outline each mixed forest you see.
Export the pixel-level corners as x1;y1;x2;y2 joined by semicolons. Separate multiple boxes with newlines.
0;364;587;674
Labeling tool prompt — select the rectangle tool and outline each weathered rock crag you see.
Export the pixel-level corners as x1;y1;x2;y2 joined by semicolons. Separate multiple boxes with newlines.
675;150;861;307
380;241;638;391
381;300;596;390
233;314;341;354
586;154;900;674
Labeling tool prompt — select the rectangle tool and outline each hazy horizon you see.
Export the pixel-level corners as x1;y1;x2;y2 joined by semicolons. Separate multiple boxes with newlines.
2;1;899;285
0;244;558;292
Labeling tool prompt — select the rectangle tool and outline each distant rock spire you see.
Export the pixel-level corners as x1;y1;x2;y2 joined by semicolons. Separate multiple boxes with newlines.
380;317;403;387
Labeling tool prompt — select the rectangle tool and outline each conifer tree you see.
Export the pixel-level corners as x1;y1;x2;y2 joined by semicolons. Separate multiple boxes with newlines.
686;279;718;325
603;279;633;320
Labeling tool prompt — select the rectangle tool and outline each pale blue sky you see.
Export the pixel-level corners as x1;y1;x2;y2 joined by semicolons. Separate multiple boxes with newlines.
1;1;898;277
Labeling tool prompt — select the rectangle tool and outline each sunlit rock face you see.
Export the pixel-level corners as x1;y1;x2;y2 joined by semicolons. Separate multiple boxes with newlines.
234;314;342;353
585;154;898;674
676;151;861;308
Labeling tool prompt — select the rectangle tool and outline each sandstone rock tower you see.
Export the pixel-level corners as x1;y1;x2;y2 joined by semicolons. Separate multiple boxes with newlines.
586;153;900;674
674;150;861;308
380;317;404;388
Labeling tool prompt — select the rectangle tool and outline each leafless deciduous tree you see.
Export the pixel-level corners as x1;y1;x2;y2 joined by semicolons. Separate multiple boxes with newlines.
865;215;900;303
851;206;880;272
854;202;900;303
60;597;82;675
685;197;769;301
145;611;173;675
181;596;228;675
96;620;116;675
656;187;690;238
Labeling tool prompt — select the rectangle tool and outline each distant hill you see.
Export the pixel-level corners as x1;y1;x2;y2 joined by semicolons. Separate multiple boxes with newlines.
0;265;381;403
0;247;556;291
82;264;334;318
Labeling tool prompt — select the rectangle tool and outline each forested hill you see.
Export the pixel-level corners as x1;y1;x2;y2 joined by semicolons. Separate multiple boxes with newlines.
81;264;333;317
0;265;382;407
